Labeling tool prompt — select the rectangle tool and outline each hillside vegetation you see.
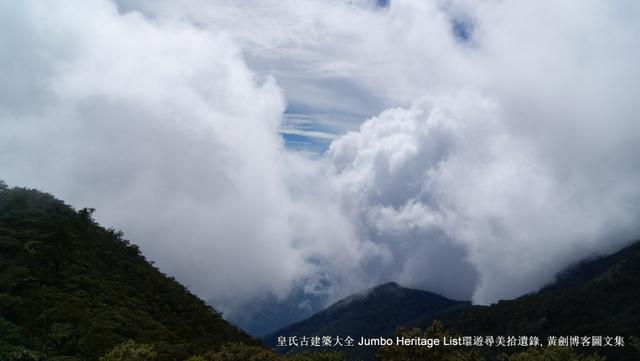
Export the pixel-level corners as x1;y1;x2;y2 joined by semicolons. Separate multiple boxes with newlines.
0;183;256;360
2;182;638;361
438;240;640;360
264;282;467;359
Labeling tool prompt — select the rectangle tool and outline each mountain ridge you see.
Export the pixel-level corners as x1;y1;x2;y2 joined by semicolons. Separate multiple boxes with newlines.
3;182;638;360
265;239;640;360
263;281;468;359
0;184;257;360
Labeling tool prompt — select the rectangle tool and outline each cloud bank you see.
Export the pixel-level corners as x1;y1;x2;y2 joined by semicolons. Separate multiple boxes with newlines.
0;0;382;313
2;0;640;322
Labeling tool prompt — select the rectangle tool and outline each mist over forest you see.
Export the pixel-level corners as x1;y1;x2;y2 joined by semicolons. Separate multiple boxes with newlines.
1;1;639;360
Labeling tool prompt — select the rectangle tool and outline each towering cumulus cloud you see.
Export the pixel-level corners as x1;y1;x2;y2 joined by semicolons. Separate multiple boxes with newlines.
1;0;640;319
330;90;640;304
0;0;381;313
326;1;640;303
0;0;292;304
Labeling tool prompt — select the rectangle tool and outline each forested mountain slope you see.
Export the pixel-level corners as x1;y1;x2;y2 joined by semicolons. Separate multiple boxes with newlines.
0;183;256;361
433;239;640;360
264;282;467;359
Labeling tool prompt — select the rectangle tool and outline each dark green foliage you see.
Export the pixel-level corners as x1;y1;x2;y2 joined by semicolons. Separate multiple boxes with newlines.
264;282;466;360
187;343;347;361
2;182;637;361
378;322;606;361
507;347;605;361
193;343;281;361
0;185;256;361
437;240;640;361
288;353;349;361
266;240;640;360
377;321;485;361
99;341;156;361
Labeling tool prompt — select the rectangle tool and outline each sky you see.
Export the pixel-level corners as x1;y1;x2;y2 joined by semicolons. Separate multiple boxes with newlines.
1;0;640;329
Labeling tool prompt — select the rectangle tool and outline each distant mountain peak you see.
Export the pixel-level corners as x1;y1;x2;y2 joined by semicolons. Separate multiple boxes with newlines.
373;281;400;289
264;282;467;359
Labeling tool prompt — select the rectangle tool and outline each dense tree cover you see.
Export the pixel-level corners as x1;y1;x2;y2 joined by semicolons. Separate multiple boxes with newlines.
507;347;605;361
437;240;640;361
377;321;607;361
1;182;637;361
186;344;348;361
264;282;466;360
377;321;485;361
0;185;257;360
266;238;640;361
444;241;640;336
0;183;372;361
99;341;156;361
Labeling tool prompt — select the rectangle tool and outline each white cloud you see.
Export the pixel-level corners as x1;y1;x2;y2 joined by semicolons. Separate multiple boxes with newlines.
2;0;640;319
330;90;640;303
0;0;383;314
323;0;640;304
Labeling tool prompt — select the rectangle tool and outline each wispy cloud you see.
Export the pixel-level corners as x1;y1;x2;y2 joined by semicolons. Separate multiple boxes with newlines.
280;128;337;141
2;0;639;319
